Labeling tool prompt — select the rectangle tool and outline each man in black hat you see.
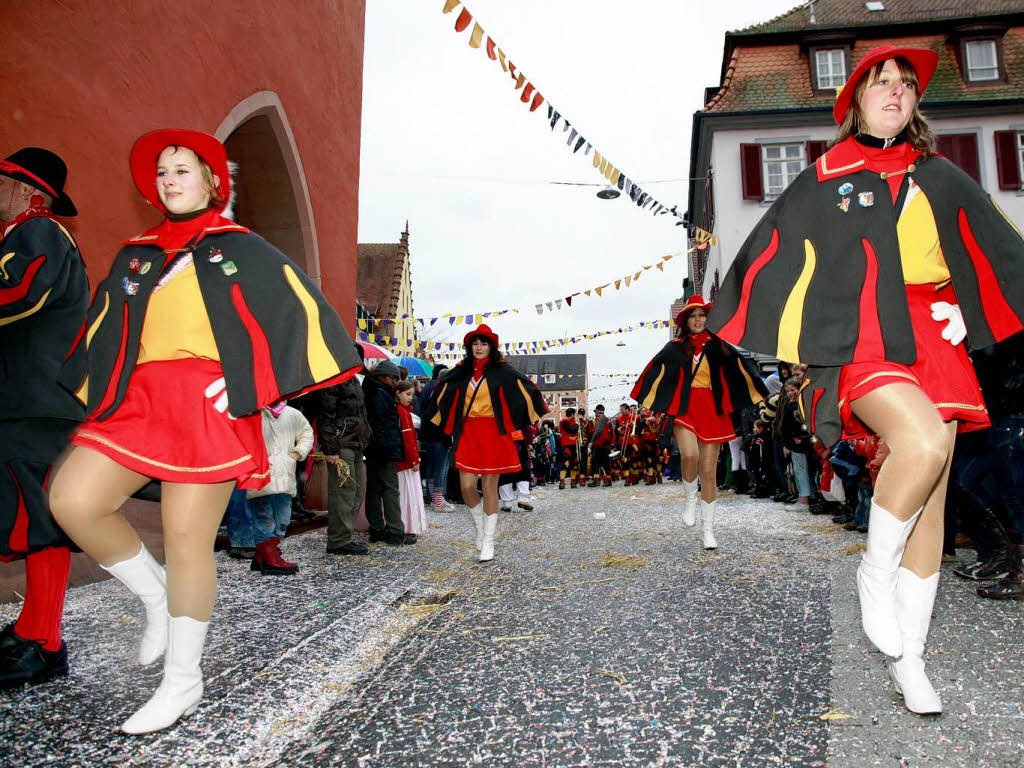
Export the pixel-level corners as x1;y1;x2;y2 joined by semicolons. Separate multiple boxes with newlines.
0;147;88;688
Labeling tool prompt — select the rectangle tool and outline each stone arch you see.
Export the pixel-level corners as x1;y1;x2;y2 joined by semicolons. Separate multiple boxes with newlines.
215;92;321;282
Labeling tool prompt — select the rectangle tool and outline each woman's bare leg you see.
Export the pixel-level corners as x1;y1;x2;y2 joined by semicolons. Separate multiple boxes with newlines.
902;422;956;577
674;425;699;483
460;471;481;509
850;383;952;521
160;481;235;621
49;446;150;566
697;441;722;503
480;474;500;516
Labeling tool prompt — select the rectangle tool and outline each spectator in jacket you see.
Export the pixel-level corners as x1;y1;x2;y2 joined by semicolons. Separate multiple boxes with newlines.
314;364;372;556
247;403;314;575
779;379;814;512
362;360;413;545
764;362;793;396
416;365;455;512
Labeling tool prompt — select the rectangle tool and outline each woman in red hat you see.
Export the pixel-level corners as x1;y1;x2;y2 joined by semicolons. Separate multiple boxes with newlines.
423;324;548;562
49;130;361;734
632;295;766;549
709;46;1024;715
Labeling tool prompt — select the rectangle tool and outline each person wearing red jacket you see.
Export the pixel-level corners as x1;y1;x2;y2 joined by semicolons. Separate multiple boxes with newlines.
558;409;581;489
396;380;426;536
589;405;613;487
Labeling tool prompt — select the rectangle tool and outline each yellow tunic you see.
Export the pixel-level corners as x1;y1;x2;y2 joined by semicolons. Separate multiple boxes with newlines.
897;179;952;286
463;376;495;418
691;354;712;390
137;262;220;365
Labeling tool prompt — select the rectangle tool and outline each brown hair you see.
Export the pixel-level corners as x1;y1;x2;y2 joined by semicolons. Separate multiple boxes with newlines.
166;145;226;208
832;56;936;153
395;379;415;394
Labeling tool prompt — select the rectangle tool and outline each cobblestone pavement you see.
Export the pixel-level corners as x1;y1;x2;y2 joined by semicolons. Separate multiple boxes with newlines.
1;484;1021;766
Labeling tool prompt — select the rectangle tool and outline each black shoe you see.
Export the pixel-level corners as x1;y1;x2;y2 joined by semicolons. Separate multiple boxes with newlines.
228;546;256;560
953;557;1012;581
327;542;369;555
783;493;799;504
368;530;389;543
0;634;68;690
772;492;788;503
832;513;853;525
517;501;534;511
385;533;417;546
0;623;18;655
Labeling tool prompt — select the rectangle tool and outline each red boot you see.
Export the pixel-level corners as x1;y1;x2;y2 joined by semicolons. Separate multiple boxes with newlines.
250;538;298;576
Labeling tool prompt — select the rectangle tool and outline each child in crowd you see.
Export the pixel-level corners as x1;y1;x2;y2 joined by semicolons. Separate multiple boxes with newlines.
396;380;427;537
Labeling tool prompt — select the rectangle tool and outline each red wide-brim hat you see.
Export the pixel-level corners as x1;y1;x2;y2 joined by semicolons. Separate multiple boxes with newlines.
130;129;231;212
833;45;938;124
463;323;500;349
675;294;712;327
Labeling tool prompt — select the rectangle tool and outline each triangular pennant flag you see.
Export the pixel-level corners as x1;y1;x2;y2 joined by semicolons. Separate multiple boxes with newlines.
443;0;460;13
508;61;517;79
535;304;543;315
546;302;554;311
514;72;526;90
595;285;604;296
465;314;474;324
567;128;578;146
634;271;641;280
624;276;632;287
618;174;627;190
469;22;484;47
474;314;483;324
593;151;602;169
599;158;608;174
656;262;664;271
530;91;544;111
584;289;592;296
448;316;456;325
549;110;560;130
565;295;573;306
485;37;497;60
358;318;367;330
520;83;535;103
614;279;622;289
629;183;639;201
584;142;592;156
642;264;652;270
498;48;509;72
573;135;586;153
663;254;673;260
554;298;563;309
454;7;472;32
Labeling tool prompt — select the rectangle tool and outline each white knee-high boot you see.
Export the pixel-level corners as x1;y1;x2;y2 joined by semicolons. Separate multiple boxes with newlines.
121;614;208;734
468;503;484;551
479;512;498;563
856;502;920;657
889;568;942;715
100;543;168;665
699;499;718;550
682;478;698;527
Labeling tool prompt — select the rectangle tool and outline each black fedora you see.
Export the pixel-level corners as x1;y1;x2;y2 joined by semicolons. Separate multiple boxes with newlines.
0;147;77;216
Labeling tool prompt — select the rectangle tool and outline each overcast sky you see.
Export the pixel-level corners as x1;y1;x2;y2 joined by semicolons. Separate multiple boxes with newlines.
358;0;800;405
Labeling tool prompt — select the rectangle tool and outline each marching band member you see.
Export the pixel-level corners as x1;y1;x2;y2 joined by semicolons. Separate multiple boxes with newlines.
633;295;766;548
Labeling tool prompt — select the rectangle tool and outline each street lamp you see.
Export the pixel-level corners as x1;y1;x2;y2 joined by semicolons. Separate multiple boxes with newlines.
596;185;620;200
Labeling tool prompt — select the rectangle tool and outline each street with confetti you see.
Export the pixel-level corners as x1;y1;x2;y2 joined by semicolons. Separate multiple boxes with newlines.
2;483;1021;767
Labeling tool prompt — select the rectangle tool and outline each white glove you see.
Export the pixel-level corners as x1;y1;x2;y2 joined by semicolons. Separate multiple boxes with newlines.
930;301;967;346
204;377;237;420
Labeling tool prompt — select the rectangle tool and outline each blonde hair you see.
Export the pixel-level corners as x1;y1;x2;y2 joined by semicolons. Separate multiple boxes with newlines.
832;56;936;153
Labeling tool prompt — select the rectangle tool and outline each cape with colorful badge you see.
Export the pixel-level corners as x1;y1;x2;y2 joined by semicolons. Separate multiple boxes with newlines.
630;335;766;417
60;215;362;420
706;136;1024;446
423;360;549;442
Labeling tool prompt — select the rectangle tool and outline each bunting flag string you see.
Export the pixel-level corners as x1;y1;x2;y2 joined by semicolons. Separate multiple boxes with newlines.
358;251;683;330
442;0;685;223
357;317;673;356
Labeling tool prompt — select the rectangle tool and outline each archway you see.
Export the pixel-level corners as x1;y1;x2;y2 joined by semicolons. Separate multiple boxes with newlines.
215;92;321;282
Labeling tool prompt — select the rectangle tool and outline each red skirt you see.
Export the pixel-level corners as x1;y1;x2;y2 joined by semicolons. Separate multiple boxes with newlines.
455;416;521;475
673;387;736;443
839;283;990;439
72;359;270;489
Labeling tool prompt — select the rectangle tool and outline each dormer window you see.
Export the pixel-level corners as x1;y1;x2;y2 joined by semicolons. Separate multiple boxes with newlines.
965;39;1000;81
814;48;848;89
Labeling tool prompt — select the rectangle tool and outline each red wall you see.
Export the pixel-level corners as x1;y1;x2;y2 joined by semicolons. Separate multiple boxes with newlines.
0;0;364;325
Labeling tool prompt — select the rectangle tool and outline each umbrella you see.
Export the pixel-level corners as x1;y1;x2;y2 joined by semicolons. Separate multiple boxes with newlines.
356;340;390;360
391;356;433;377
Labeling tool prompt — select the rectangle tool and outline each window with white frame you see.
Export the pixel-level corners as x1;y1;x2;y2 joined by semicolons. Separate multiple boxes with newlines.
815;49;846;89
965;39;999;81
762;143;806;199
1017;132;1024;185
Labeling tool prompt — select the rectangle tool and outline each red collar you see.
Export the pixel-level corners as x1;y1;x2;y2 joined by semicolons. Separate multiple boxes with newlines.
2;200;59;239
123;210;249;248
816;136;923;182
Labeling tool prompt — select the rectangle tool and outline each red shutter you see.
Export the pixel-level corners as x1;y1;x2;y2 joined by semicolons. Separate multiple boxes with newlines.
994;130;1021;191
740;143;763;201
936;134;981;184
805;140;828;164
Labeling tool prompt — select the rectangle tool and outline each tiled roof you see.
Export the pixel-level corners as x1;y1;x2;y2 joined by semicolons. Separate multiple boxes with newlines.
705;29;1024;112
356;241;405;319
735;0;1024;35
